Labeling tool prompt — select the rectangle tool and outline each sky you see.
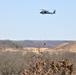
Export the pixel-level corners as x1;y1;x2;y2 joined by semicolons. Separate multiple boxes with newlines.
0;0;76;40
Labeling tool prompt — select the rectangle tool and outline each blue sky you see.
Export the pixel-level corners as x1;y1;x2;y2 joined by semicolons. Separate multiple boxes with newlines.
0;0;76;40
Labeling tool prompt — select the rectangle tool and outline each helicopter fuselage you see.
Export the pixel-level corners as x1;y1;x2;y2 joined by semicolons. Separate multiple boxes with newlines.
40;10;56;14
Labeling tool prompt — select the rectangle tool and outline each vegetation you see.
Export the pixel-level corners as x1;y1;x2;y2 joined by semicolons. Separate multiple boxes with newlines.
0;40;23;50
21;49;76;75
0;49;76;75
0;40;73;49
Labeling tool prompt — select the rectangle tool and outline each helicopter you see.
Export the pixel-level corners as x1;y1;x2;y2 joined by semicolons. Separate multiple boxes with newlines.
40;9;56;14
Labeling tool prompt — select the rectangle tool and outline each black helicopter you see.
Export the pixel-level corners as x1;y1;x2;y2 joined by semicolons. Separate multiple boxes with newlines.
40;9;56;14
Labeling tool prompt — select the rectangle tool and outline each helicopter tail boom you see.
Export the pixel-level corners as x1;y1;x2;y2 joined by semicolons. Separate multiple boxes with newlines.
53;10;56;14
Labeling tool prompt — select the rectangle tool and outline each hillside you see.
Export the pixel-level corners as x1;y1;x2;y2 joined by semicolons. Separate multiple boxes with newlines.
0;40;22;50
0;40;75;50
52;41;76;52
14;40;72;48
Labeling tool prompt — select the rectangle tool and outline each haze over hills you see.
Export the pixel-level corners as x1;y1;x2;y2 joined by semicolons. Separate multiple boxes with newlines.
0;40;74;50
14;40;72;48
0;40;22;50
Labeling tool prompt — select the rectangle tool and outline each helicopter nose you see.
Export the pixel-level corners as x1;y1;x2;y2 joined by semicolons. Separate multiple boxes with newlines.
40;12;43;14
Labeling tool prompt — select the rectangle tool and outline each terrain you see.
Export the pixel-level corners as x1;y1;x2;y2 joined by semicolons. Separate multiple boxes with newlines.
0;40;76;75
0;40;76;53
0;40;74;50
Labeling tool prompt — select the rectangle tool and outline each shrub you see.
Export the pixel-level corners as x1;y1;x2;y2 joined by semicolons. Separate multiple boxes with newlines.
21;49;75;75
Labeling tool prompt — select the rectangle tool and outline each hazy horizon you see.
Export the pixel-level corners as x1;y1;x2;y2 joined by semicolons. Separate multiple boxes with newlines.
0;39;75;41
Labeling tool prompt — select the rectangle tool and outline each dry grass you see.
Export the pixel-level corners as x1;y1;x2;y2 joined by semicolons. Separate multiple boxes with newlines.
0;47;76;75
21;48;75;75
